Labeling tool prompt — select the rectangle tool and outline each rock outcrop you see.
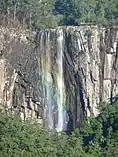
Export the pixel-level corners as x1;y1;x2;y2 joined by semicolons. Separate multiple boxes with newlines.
0;25;118;130
36;25;118;130
0;26;43;123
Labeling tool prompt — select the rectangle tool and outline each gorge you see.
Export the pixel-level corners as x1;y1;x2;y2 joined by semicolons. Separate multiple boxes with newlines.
0;25;118;132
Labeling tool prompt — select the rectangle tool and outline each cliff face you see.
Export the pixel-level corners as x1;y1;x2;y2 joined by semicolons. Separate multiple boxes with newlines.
0;26;43;123
0;25;118;131
36;26;118;130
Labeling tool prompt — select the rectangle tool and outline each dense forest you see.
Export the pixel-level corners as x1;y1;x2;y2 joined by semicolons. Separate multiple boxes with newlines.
0;102;118;157
0;0;118;29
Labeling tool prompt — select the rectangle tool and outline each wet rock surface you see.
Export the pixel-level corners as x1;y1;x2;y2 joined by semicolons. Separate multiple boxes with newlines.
36;26;118;129
0;25;118;130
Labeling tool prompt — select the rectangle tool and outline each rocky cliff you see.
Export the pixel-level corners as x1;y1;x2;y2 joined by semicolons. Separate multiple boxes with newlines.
0;26;43;123
36;25;118;131
0;25;118;131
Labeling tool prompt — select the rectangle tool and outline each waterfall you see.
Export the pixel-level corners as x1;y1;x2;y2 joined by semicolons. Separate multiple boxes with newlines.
39;31;54;130
38;28;65;131
36;26;117;131
45;31;54;130
56;29;64;132
0;25;117;133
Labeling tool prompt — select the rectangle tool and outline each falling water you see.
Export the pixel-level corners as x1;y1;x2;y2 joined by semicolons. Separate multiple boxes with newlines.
45;31;54;130
39;31;54;130
56;29;64;132
38;28;66;131
36;26;118;132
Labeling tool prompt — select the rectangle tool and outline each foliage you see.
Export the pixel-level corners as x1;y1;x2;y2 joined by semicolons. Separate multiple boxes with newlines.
0;102;118;157
0;0;57;29
81;102;118;157
0;0;118;28
55;0;118;26
0;111;85;157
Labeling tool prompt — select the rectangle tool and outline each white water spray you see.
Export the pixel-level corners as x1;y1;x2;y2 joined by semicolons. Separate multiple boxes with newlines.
45;32;54;130
56;29;64;132
39;29;65;131
39;31;54;130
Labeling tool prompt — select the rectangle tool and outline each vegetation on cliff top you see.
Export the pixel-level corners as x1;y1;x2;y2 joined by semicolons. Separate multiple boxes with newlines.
0;102;118;157
0;0;118;29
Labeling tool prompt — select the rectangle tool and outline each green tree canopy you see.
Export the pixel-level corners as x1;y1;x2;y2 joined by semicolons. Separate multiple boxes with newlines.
0;0;117;28
0;102;118;157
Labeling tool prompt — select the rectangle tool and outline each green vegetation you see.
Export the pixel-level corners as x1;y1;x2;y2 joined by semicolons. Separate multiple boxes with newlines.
0;0;118;29
55;0;118;25
0;0;58;29
0;102;118;157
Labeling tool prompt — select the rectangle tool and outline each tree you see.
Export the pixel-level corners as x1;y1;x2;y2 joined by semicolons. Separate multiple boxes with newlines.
80;102;118;156
54;0;118;25
0;110;86;157
0;0;57;29
0;102;118;156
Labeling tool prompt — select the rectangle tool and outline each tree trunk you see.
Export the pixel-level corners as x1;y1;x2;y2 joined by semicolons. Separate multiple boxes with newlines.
7;6;10;25
13;4;16;21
